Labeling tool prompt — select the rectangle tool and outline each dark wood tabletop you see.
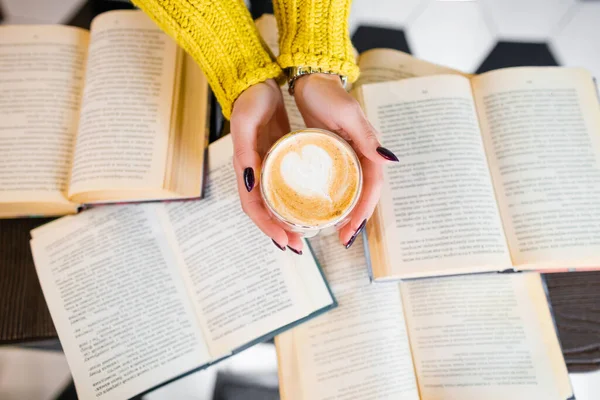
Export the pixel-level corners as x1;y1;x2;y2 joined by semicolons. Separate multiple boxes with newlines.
0;218;56;343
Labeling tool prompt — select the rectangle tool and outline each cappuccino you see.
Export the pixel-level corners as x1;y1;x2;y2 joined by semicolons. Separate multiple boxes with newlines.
261;129;362;233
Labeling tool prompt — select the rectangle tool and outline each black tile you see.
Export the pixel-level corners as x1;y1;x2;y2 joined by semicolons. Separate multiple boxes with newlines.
65;1;94;29
249;0;274;20
476;41;559;74
65;0;135;29
213;372;279;400
352;25;411;54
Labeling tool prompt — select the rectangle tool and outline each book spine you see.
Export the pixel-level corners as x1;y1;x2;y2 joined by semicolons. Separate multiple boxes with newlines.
362;229;375;282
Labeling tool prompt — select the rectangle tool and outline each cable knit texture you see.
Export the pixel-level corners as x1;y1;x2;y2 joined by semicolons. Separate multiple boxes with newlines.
273;0;359;83
132;0;283;118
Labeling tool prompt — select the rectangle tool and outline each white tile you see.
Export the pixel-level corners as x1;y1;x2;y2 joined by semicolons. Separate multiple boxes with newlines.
552;3;600;80
0;347;72;400
2;0;84;24
480;0;576;40
406;0;495;72
2;14;52;25
570;370;600;400
144;367;217;400
349;0;426;34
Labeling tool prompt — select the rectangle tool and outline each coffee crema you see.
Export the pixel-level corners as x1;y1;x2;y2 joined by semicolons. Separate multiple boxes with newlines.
261;129;361;227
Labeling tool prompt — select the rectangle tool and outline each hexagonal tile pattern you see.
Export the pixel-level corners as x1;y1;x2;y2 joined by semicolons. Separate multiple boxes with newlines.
406;0;495;72
480;0;576;40
349;0;425;35
552;3;600;79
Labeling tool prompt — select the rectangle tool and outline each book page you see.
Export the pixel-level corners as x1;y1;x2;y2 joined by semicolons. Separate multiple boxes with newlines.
157;135;333;359
69;10;177;198
0;25;87;213
401;273;572;400
30;205;210;400
276;329;304;400
255;14;304;130
362;76;512;278
473;68;600;268
354;48;466;89
277;234;419;400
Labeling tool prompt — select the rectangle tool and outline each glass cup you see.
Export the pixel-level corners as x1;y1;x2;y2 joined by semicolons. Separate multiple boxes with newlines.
260;129;363;238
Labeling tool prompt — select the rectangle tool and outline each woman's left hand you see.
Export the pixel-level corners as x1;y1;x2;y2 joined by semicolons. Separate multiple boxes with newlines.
230;79;305;253
293;73;399;248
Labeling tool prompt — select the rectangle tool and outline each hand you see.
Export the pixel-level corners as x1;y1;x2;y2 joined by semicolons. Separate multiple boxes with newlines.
230;79;304;253
293;73;399;248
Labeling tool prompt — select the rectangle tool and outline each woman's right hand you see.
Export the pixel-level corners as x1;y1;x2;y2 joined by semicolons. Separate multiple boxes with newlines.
292;73;397;248
230;79;305;254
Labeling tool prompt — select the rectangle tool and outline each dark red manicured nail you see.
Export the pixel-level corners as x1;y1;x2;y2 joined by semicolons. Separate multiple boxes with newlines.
272;239;286;251
345;219;367;249
244;168;255;192
287;246;302;255
376;147;399;162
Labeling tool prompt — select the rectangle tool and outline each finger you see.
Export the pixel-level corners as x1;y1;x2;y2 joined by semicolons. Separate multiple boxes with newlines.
339;155;384;247
301;108;382;248
232;132;289;247
237;184;290;248
286;233;304;254
231;118;264;194
336;101;399;165
231;109;288;247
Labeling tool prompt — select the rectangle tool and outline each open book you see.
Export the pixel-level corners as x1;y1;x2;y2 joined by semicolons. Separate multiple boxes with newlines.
353;53;600;279
0;10;209;218
276;234;574;400
29;134;335;400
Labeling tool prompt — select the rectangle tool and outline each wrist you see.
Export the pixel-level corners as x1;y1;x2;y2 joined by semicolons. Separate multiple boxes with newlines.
290;71;346;98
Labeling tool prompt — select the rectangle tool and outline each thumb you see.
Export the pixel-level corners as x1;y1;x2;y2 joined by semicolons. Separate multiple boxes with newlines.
230;86;277;192
337;102;399;164
231;124;262;193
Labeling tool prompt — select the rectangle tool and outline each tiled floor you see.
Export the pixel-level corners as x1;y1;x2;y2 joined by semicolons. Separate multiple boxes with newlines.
1;0;600;399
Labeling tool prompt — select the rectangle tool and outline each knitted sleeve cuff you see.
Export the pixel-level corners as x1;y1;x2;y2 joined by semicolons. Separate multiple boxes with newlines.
132;0;284;119
273;0;359;83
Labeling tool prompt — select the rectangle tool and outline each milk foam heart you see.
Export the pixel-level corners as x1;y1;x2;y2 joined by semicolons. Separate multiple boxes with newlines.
261;129;361;228
279;144;333;201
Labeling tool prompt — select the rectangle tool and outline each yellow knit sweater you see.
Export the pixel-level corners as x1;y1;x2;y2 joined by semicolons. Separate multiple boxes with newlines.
132;0;357;118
